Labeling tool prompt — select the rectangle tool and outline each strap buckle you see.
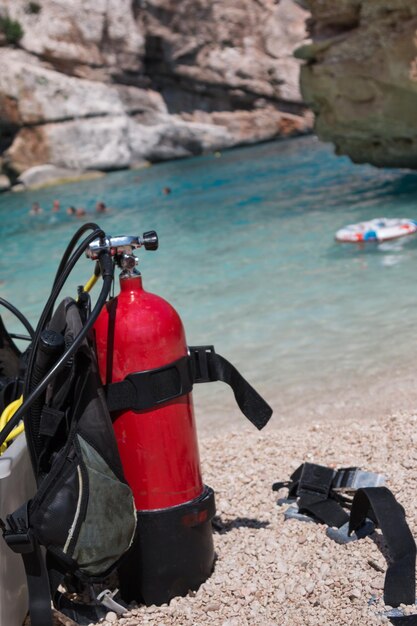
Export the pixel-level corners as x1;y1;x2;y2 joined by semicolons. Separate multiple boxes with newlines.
1;502;35;554
189;346;215;383
332;467;385;492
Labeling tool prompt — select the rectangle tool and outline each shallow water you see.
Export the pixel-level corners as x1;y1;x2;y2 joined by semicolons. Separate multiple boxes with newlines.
2;136;417;431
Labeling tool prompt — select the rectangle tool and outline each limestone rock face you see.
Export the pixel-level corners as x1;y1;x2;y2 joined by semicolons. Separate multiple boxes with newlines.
0;174;11;190
0;0;311;180
0;49;152;124
17;164;103;188
298;0;417;168
143;0;308;108
0;0;144;79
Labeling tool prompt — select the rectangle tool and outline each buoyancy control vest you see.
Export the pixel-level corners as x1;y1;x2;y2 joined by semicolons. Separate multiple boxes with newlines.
2;297;137;626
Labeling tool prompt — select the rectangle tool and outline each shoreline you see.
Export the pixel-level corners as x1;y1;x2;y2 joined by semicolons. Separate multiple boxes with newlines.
2;133;314;194
193;357;417;436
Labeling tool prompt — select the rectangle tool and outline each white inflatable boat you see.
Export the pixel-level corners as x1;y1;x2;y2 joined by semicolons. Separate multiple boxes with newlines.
335;218;417;243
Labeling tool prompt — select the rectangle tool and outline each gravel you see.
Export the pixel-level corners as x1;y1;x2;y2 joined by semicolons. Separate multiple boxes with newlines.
59;411;417;626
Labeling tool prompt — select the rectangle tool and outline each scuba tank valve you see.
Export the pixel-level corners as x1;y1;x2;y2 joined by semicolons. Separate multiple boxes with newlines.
85;230;158;282
86;231;158;261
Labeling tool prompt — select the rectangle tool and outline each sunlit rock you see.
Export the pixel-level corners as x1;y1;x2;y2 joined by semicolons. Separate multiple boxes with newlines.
0;0;312;177
298;0;417;169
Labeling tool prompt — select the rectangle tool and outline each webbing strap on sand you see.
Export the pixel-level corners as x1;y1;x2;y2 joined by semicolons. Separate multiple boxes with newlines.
274;468;417;623
350;487;416;609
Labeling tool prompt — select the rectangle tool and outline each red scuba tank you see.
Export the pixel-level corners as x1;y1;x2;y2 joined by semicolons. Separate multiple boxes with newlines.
88;230;270;608
94;273;203;510
94;268;215;607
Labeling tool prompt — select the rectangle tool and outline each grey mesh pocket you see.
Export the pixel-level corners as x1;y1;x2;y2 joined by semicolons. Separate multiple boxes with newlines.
70;435;136;575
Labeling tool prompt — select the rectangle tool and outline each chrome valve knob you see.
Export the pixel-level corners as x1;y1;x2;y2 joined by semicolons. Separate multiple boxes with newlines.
87;231;159;260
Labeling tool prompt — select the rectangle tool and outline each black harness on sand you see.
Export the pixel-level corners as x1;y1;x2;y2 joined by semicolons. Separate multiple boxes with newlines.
274;462;417;625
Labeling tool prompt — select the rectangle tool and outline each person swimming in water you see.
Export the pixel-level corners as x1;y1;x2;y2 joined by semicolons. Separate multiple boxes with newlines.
52;199;60;213
29;202;43;215
67;206;86;217
95;201;108;213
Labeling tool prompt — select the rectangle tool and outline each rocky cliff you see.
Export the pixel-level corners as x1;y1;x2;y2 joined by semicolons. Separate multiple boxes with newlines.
297;0;417;169
0;0;311;188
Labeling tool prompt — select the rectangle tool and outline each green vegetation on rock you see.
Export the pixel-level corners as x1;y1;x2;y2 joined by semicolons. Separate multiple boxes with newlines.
25;2;42;15
0;16;24;44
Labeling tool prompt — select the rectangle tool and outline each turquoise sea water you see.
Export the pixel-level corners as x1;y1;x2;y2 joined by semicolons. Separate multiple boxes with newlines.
2;135;417;431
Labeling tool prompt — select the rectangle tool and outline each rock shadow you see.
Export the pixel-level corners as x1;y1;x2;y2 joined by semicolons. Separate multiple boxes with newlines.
212;515;270;534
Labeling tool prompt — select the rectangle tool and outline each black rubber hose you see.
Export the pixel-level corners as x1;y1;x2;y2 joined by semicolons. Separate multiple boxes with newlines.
26;329;66;464
52;222;100;288
0;225;100;346
24;227;104;399
22;228;105;462
41;223;101;332
9;334;32;342
0;297;35;339
0;252;113;448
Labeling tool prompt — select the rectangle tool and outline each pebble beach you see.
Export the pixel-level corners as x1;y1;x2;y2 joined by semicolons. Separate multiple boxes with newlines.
66;410;417;626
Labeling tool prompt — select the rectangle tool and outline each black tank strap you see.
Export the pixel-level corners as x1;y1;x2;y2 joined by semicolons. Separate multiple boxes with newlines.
105;345;272;430
105;355;193;413
198;347;272;430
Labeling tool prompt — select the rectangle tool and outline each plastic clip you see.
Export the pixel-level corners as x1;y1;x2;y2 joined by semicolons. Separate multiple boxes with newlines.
96;589;127;615
2;502;35;554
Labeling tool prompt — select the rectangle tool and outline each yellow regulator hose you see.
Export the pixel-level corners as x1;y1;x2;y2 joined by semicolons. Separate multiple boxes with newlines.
83;272;100;294
76;268;100;303
0;396;24;455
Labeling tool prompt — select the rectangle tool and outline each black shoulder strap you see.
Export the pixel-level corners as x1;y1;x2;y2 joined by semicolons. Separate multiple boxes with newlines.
1;502;53;626
349;487;417;609
22;541;53;626
105;345;272;430
389;617;417;625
